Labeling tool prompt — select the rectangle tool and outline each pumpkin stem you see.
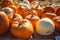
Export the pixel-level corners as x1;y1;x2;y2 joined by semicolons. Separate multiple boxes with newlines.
17;20;27;29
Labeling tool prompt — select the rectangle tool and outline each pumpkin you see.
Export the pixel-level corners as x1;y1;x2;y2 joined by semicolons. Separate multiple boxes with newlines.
41;13;57;19
24;9;37;18
2;7;13;24
9;6;17;13
25;10;40;28
36;18;55;35
35;8;43;18
11;19;34;39
54;6;60;13
13;14;23;21
17;4;31;18
17;6;25;18
55;8;60;16
43;7;55;13
2;0;14;8
52;16;60;32
0;11;9;35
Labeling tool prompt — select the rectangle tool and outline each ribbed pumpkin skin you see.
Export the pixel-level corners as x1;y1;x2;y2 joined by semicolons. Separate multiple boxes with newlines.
52;16;60;32
0;11;9;35
56;8;60;16
11;19;34;39
25;15;40;29
43;7;55;13
41;13;57;19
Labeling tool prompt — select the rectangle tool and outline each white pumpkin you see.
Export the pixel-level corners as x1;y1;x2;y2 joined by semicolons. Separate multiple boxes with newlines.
36;18;55;35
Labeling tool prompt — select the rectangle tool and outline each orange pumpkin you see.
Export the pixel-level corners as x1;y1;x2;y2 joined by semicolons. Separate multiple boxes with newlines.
0;11;9;35
41;13;57;19
54;6;60;12
35;9;43;18
25;11;40;28
52;16;60;32
24;9;37;18
44;7;55;13
2;7;13;24
11;19;34;39
55;8;60;16
13;14;23;21
17;6;25;18
2;0;14;8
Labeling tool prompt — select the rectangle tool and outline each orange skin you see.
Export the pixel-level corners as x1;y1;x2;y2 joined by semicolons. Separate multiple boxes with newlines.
0;11;9;35
11;19;34;39
43;7;55;13
56;8;60;16
2;1;14;8
54;6;60;13
25;15;40;29
41;13;57;20
52;16;60;32
24;9;38;18
17;7;26;18
34;9;43;18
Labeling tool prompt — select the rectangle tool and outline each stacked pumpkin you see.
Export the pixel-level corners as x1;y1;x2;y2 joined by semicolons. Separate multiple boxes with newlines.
0;0;60;40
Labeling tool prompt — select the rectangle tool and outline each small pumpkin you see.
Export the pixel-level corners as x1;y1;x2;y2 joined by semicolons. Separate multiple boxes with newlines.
25;10;40;28
52;16;60;32
0;11;9;35
43;7;55;13
36;18;55;35
41;13;57;19
2;0;14;8
55;8;60;16
11;19;34;39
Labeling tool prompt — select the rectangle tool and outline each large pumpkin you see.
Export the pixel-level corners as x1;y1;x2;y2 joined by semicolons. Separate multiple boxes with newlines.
2;7;13;24
55;8;60;16
25;11;40;28
2;0;14;8
43;7;55;13
36;18;55;35
52;16;60;32
41;13;57;19
0;11;9;35
11;19;34;39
